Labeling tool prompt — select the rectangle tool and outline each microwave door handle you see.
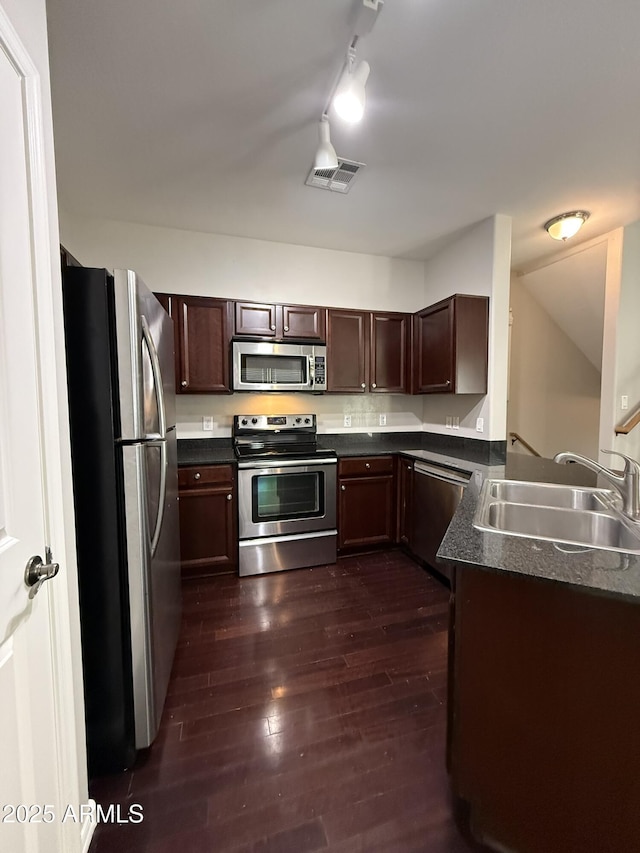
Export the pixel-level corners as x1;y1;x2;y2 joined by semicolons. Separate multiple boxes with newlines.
308;354;314;388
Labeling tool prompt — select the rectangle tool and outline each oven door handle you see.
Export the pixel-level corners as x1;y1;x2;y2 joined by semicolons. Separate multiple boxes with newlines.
237;457;337;470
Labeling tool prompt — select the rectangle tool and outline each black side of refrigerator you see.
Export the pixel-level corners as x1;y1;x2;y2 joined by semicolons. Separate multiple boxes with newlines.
61;266;136;777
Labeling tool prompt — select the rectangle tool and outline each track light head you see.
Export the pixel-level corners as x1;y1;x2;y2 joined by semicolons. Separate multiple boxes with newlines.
314;116;339;170
333;60;370;123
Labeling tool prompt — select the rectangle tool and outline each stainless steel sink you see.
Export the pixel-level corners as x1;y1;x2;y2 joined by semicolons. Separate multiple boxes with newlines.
474;479;640;554
489;480;614;511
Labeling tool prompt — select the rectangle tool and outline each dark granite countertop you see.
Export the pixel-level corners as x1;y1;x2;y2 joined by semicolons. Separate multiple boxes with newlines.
437;454;640;603
177;438;236;466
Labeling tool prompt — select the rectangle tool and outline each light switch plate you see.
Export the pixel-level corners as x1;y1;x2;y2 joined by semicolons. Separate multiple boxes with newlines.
202;416;214;431
379;413;387;426
622;395;629;410
344;414;352;427
476;417;484;432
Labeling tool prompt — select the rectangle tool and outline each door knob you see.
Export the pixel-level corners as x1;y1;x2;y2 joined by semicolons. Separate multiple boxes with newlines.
24;552;59;599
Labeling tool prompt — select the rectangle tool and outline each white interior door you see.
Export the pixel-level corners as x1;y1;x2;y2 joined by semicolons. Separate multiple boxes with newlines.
0;6;88;852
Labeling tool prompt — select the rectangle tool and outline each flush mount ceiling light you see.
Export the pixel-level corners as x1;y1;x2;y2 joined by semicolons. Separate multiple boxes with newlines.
544;210;590;241
314;115;339;170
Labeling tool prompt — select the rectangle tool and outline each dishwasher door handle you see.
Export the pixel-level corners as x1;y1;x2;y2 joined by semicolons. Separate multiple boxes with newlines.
413;461;471;486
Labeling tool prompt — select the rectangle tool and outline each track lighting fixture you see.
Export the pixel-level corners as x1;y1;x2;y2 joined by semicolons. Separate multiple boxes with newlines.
544;211;590;241
314;116;339;171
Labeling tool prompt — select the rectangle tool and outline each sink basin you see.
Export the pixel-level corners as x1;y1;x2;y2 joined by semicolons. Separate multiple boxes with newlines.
474;479;640;554
489;480;614;511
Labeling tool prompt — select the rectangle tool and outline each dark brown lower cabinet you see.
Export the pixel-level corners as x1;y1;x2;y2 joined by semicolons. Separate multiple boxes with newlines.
178;464;237;578
450;566;640;853
338;456;396;551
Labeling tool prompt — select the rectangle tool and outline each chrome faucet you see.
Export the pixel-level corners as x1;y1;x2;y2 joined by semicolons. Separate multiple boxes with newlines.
553;450;640;521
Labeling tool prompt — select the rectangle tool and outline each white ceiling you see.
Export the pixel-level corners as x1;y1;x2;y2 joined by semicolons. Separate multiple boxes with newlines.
46;0;640;266
521;241;608;370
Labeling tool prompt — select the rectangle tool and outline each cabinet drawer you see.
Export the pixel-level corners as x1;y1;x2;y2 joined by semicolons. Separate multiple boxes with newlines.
178;464;234;489
338;455;394;477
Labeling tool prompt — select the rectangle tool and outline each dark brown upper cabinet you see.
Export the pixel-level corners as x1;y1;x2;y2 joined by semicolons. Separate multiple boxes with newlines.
327;309;409;393
327;309;369;393
234;301;326;341
156;293;232;394
370;312;409;393
413;294;488;394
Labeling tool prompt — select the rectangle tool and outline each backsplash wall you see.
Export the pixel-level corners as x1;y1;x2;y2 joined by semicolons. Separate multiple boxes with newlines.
177;393;424;438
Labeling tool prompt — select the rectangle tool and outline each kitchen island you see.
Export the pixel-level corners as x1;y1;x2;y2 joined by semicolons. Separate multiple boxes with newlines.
438;455;640;853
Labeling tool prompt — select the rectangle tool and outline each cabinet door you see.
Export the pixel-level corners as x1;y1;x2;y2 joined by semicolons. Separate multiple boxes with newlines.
235;301;278;337
178;466;237;578
327;309;369;393
370;312;409;393
413;300;454;393
338;474;395;549
282;304;326;340
397;459;414;547
176;296;231;393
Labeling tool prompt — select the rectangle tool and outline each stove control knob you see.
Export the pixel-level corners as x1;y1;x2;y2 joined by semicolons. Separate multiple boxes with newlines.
304;417;311;424
295;417;302;424
241;418;248;426
252;417;258;424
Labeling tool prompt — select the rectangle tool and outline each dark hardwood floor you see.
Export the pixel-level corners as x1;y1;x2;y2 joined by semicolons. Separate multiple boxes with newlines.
89;551;476;853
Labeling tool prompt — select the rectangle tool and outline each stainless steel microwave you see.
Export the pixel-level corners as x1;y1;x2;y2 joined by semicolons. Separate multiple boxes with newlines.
232;341;327;392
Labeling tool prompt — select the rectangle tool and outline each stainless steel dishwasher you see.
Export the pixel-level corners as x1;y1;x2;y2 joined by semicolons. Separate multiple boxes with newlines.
412;460;471;583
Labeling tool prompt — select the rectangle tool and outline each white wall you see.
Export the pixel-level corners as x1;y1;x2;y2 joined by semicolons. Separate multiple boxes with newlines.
420;215;512;442
58;212;425;310
59;213;427;436
508;275;601;459
59;212;511;442
603;222;640;464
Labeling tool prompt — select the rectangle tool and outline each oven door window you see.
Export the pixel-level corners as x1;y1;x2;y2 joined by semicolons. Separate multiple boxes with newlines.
252;471;324;522
241;354;309;386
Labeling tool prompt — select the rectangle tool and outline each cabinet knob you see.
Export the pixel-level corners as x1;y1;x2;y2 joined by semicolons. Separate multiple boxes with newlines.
194;472;201;480
284;325;289;332
365;462;370;469
371;383;377;389
226;493;232;501
181;380;188;387
361;382;366;389
341;484;346;491
270;324;276;331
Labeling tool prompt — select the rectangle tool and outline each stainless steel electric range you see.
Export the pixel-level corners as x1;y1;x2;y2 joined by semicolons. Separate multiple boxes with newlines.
233;414;337;577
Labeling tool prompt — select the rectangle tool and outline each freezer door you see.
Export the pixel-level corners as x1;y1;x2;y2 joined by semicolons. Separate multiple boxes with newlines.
121;433;181;748
114;269;176;440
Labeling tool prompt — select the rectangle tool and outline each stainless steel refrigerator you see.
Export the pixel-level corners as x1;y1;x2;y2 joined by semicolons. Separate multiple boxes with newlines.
62;267;181;777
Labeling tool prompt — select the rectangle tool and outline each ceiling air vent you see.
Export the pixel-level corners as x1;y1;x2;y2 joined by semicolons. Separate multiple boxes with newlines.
305;158;366;194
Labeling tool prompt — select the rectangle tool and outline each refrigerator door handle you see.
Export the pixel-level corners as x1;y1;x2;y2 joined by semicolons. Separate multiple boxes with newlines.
141;314;167;440
150;439;167;558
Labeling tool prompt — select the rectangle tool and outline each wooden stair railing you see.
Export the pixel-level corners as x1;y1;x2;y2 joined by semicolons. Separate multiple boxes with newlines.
615;403;640;436
509;432;541;457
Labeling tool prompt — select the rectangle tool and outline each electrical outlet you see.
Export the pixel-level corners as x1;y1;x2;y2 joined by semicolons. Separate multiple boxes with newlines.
622;395;629;411
446;416;453;429
379;413;387;426
452;416;460;430
476;417;484;433
202;416;214;431
344;414;352;427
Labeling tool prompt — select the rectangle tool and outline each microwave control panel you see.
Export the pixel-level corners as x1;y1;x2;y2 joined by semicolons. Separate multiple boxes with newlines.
313;355;326;388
